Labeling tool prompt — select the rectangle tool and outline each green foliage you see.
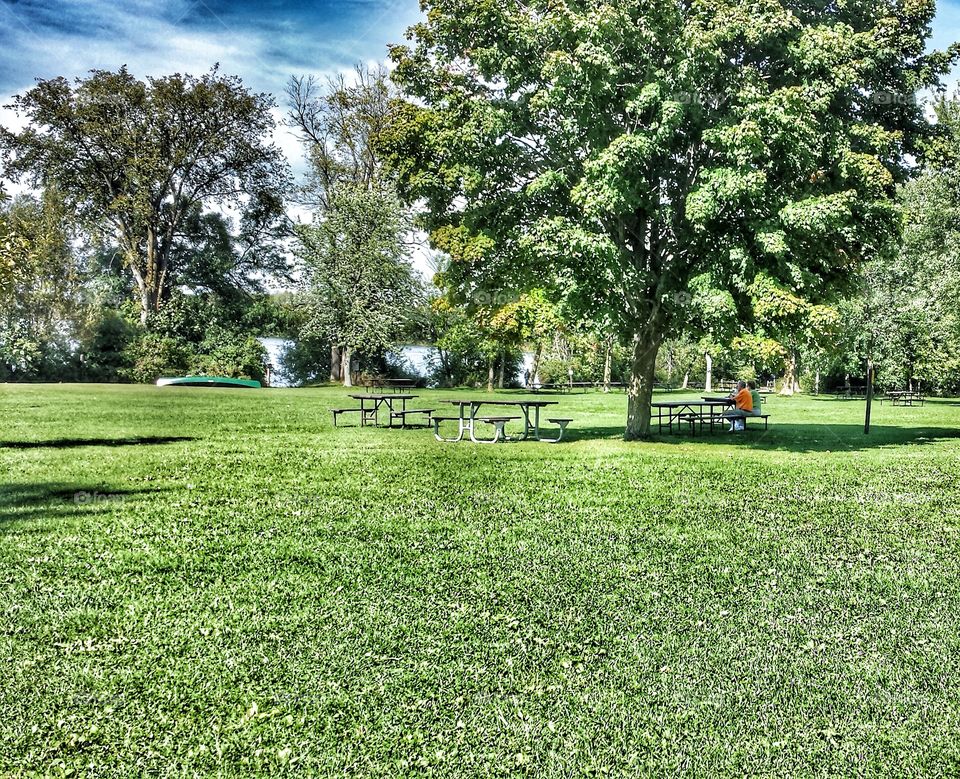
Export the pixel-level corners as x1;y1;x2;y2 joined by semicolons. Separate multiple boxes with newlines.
120;334;193;384
192;329;268;382
1;66;289;321
295;184;420;359
383;0;951;434
81;311;136;382
428;296;494;386
0;190;89;379
280;337;333;386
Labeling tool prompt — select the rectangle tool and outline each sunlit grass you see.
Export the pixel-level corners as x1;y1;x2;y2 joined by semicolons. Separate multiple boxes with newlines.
3;383;960;775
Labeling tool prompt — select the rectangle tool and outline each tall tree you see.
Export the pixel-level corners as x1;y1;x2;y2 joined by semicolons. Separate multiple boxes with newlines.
288;65;398;379
383;0;956;437
1;67;289;323
295;185;420;386
0;189;87;377
749;274;841;394
287;65;392;208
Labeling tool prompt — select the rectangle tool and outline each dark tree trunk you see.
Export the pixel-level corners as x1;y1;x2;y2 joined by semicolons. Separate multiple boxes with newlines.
497;352;506;389
625;331;661;440
330;345;342;383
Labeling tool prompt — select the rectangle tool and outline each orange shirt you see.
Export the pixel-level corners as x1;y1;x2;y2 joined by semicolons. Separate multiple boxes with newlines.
734;388;753;412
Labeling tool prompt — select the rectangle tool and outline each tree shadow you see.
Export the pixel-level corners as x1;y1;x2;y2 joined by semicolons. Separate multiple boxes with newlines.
0;482;171;526
564;423;960;452
0;436;195;450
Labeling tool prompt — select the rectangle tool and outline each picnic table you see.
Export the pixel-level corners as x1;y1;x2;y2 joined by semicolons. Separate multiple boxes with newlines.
434;398;560;443
882;390;925;407
346;393;419;427
701;395;735;405
651;399;732;434
363;378;417;393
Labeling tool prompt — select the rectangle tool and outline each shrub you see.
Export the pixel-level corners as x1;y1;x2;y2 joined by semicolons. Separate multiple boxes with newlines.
121;334;193;384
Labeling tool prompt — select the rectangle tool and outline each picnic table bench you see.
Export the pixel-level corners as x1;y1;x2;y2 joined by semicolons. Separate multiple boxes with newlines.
652;397;769;434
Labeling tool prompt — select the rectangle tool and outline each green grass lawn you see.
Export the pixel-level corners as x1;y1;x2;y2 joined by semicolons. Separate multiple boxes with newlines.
3;383;960;776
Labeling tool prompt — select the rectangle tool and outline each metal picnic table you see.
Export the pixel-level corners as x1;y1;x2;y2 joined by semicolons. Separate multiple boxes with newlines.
651;399;732;434
347;393;417;427
436;398;559;442
883;390;925;407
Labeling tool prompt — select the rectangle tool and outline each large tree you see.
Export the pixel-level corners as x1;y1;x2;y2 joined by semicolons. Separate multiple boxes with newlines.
1;67;289;324
383;0;956;437
287;65;399;380
295;184;420;386
0;189;87;377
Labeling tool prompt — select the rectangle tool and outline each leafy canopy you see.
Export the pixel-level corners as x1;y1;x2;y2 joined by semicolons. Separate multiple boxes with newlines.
383;0;955;434
1;66;289;320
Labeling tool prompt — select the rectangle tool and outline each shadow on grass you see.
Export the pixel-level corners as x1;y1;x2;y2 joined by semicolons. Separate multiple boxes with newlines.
0;436;195;450
0;482;171;526
564;423;960;452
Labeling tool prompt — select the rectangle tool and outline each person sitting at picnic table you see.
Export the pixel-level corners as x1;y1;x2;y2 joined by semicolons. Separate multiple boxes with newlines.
723;380;753;431
748;380;762;416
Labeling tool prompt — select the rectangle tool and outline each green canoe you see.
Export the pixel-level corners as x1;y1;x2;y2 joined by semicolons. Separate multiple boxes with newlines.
156;376;262;389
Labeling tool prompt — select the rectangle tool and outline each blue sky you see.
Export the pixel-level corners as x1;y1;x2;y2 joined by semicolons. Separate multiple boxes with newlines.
0;0;420;170
2;0;960;165
2;0;960;96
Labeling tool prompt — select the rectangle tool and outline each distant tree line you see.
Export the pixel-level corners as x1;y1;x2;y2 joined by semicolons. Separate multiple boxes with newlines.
4;44;960;407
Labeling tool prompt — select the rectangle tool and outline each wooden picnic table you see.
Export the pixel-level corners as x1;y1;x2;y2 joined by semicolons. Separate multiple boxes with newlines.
436;398;559;442
363;378;417;393
347;393;417;427
651;399;732;434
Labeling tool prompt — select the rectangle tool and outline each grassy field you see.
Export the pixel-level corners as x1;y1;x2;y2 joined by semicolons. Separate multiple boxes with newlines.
3;383;960;776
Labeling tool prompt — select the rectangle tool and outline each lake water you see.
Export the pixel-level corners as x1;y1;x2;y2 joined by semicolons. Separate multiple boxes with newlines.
389;345;535;386
258;338;535;387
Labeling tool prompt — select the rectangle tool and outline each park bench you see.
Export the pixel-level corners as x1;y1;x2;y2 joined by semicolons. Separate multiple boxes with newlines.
887;391;925;407
737;414;770;431
529;383;568;393
540;417;574;443
431;415;462;441
389;408;435;428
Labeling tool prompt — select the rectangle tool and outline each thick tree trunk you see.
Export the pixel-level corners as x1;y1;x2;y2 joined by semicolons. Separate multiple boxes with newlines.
341;346;353;388
330;345;342;383
704;352;713;393
486;358;494;392
497;352;506;389
780;350;799;395
625;333;661;440
602;335;613;393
